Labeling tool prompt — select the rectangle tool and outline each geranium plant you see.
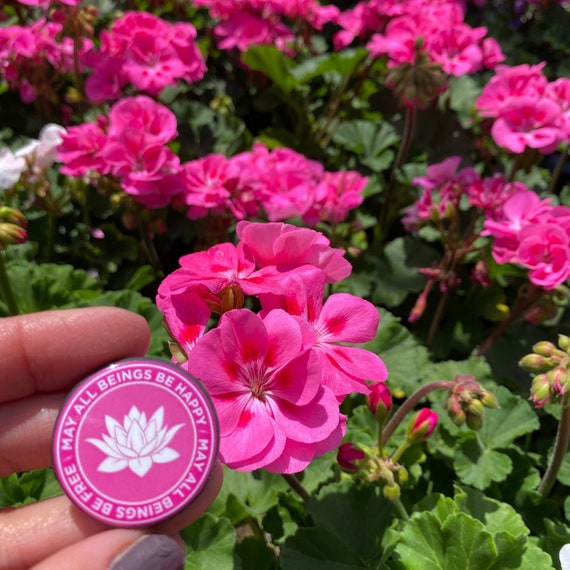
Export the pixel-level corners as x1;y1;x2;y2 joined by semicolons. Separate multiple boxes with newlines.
2;0;570;568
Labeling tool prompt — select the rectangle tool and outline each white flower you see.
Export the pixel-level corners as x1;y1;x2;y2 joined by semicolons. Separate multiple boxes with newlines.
0;123;66;190
561;544;570;570
87;406;184;477
0;148;26;190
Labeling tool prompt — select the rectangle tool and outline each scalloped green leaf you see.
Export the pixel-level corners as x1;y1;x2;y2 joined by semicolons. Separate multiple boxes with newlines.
281;480;395;569
181;513;235;570
454;434;514;490
391;511;497;569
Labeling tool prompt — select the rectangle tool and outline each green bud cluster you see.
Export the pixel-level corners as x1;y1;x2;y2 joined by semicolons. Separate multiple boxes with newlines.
385;48;448;109
443;374;498;430
520;335;570;408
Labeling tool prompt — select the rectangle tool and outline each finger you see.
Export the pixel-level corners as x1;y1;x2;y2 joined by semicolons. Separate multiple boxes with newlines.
0;307;150;403
32;531;184;570
0;393;64;476
0;461;223;570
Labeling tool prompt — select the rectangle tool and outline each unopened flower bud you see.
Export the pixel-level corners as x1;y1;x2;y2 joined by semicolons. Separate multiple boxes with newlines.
406;409;438;442
479;390;499;409
337;443;365;473
466;398;485;417
533;341;557;357
444;395;466;427
0;207;27;228
559;334;570;353
519;353;547;372
530;373;552;408
383;483;401;501
368;382;392;424
551;366;570;395
0;222;27;247
465;412;483;431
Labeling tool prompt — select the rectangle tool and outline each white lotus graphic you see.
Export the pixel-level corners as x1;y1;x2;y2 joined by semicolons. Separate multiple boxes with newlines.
86;406;184;477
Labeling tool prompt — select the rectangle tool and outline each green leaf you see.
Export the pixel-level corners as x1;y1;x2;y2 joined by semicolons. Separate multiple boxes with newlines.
282;480;395;569
281;527;367;570
332;120;398;171
449;387;539;489
181;513;235;570
454;434;513;490
369;238;427;308
441;512;497;569
454;487;529;539
392;511;497;570
241;45;297;92
2;260;99;315
214;468;287;524
124;264;158;292
290;49;368;85
474;386;539;450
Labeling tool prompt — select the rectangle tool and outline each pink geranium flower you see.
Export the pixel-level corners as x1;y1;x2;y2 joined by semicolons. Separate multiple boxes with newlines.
517;224;570;289
58;119;108;176
236;221;352;283
185;308;344;473
161;241;286;307
259;268;388;399
491;96;563;154
483;189;553;264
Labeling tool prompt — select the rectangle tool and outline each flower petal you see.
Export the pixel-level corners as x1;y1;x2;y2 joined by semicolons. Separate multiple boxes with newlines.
129;456;153;477
97;457;128;473
317;294;379;343
87;437;124;459
151;447;180;463
127;419;146;453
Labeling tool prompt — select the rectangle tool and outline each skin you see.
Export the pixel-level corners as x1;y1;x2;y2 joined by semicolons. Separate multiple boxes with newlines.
0;307;223;570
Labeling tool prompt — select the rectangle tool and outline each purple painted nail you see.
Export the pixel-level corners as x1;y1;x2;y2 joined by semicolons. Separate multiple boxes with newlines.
109;535;184;570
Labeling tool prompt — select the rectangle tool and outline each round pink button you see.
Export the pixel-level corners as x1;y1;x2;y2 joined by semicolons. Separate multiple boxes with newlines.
52;357;219;527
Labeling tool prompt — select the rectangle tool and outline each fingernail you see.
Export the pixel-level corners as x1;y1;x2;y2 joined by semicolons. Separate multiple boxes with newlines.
109;534;184;570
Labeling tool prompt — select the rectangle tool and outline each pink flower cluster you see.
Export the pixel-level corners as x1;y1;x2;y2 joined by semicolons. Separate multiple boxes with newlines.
476;63;570;154
0;17;92;103
483;189;570;289
192;0;339;52
403;156;570;290
179;143;368;225
81;11;206;103
156;221;388;473
333;0;503;77
364;0;503;77
15;0;78;6
57;96;182;208
58;108;367;225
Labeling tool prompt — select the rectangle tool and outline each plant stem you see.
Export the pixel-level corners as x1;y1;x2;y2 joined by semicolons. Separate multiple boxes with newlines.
426;288;450;349
475;285;543;357
0;252;19;315
137;214;163;277
382;380;455;445
282;473;311;502
393;497;410;521
538;403;570;497
547;145;569;195
377;105;417;242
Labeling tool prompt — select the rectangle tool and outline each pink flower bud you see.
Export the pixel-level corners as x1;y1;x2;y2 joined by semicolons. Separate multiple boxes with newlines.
337;443;365;472
368;382;392;422
530;373;552;408
407;409;438;442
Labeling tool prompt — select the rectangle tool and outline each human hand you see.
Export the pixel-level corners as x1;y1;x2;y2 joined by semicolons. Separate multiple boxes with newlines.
0;307;223;570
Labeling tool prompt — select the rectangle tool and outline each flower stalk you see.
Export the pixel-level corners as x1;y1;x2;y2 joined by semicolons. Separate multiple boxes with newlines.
282;473;311;502
538;403;570;497
0;252;19;316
